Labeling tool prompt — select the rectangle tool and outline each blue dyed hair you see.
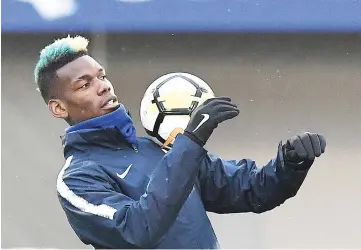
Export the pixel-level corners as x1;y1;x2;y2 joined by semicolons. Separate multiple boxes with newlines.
34;35;89;102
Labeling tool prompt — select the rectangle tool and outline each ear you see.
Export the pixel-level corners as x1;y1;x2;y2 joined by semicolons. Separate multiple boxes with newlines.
48;99;69;120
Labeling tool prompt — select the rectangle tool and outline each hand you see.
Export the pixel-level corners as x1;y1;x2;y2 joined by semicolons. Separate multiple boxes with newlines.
184;96;239;146
283;132;326;164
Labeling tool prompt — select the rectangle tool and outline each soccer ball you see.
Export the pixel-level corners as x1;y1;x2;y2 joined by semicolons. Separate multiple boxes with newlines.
140;72;215;147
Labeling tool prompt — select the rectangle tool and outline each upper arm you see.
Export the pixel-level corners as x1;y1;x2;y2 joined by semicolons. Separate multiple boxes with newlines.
57;157;140;248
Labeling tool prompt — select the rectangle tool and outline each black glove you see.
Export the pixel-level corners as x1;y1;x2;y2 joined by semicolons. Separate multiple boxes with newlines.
283;132;326;164
184;96;239;146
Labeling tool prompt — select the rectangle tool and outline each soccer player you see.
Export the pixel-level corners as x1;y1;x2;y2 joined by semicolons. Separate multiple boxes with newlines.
34;35;326;249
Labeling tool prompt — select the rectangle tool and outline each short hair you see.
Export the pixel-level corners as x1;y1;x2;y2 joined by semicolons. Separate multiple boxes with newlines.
34;35;89;103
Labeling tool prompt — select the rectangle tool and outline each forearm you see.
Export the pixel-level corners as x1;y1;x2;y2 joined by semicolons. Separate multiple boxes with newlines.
200;142;311;214
247;142;310;213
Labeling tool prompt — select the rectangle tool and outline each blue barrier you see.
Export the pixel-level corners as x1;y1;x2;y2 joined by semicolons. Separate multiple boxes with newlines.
2;0;361;32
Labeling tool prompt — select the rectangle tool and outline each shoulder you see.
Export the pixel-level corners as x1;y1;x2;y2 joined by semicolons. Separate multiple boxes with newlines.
57;155;109;189
60;155;99;176
56;155;117;201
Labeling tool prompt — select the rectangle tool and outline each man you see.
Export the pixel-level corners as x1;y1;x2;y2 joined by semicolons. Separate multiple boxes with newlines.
34;35;326;249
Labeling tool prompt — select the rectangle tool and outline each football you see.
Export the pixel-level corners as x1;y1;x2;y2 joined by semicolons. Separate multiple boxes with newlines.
140;72;215;147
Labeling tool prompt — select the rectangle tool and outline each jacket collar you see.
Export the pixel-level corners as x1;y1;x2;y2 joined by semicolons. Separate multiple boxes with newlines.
65;105;137;145
62;127;134;155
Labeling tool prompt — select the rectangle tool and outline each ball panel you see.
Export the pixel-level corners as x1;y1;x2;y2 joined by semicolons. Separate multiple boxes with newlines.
140;97;160;131
158;115;190;141
157;78;199;110
177;72;215;96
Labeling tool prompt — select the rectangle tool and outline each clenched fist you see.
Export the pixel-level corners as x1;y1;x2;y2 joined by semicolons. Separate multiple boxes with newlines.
283;132;326;164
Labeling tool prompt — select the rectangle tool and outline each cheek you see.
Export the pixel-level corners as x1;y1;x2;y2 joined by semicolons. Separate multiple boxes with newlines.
68;95;98;116
78;100;99;114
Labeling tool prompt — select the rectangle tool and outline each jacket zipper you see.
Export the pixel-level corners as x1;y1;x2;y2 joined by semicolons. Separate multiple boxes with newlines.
132;144;138;153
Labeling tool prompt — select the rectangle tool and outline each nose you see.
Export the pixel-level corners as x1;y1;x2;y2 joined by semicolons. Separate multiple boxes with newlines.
97;79;111;96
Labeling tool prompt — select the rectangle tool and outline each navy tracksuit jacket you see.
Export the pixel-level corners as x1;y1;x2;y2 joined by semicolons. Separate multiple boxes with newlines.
57;127;312;248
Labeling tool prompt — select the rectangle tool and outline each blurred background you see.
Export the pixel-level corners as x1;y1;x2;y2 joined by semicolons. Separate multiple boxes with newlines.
2;0;361;248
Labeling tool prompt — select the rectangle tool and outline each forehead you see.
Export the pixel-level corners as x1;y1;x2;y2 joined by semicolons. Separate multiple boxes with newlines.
56;55;103;81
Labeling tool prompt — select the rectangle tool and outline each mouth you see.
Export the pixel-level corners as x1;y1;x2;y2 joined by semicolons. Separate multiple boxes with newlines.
101;96;120;109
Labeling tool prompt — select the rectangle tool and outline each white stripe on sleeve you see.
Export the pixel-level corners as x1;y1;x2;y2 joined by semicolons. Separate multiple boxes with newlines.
56;155;117;220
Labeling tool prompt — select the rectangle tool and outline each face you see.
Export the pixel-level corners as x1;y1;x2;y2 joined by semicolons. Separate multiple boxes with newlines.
48;55;120;124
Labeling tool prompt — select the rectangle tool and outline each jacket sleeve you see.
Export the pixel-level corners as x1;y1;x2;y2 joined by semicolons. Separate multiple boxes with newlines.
57;134;207;249
197;142;313;214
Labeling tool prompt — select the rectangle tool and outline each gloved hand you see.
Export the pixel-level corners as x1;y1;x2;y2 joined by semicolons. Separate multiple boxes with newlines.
283;132;326;164
184;96;239;146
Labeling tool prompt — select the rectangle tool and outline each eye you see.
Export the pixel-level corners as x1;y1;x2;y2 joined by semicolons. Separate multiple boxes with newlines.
80;82;90;89
99;75;107;80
